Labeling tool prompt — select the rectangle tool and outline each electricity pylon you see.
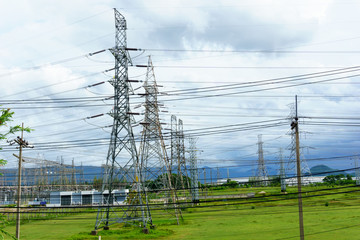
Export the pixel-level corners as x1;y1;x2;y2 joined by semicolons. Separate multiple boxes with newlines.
189;137;199;204
287;97;311;185
171;115;178;174
138;56;180;223
94;9;149;233
279;148;286;192
256;134;268;186
178;119;189;190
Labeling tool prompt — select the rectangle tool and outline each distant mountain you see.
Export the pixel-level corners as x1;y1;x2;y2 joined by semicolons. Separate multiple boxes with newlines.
310;164;345;176
1;164;347;186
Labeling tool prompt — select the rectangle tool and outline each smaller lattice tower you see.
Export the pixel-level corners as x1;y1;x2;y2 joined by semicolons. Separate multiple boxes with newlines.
256;135;268;186
138;56;180;223
287;98;311;185
189;137;199;204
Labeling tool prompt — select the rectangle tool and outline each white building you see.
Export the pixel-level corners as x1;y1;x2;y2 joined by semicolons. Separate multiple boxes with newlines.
47;189;129;207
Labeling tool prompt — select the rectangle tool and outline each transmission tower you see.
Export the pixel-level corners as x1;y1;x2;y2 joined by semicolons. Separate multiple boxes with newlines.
279;148;286;192
138;56;180;223
94;9;150;233
189;137;199;204
256;135;268;186
287;97;311;185
354;155;360;186
171;115;178;174
177;119;188;190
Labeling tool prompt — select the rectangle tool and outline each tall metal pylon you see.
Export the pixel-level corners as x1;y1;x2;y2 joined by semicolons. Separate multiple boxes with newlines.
138;56;180;223
139;56;168;181
279;148;286;192
94;9;149;233
287;97;311;185
354;154;360;186
177;119;187;189
171;115;178;174
189;137;199;204
256;134;268;186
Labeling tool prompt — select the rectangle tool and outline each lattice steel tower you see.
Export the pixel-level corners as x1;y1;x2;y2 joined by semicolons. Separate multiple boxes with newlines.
138;56;180;223
279;148;286;192
171;115;178;173
287;97;311;184
189;137;199;203
256;134;268;186
139;56;168;181
94;9;149;232
177;119;188;190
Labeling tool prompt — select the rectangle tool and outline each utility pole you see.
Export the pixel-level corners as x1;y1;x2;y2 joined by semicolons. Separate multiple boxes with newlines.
9;123;33;240
287;98;311;186
291;95;305;240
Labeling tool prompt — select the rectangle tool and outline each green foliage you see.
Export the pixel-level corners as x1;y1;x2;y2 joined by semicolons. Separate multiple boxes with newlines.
0;108;32;164
322;174;355;186
268;176;281;187
92;176;103;190
222;179;238;188
145;173;191;191
0;107;33;239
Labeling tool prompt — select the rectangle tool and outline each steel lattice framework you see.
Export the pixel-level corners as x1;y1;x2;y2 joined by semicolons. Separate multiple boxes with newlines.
287;101;311;185
256;134;268;186
94;9;149;232
189;137;199;203
139;56;168;181
177;119;187;190
171;115;178;172
139;56;180;224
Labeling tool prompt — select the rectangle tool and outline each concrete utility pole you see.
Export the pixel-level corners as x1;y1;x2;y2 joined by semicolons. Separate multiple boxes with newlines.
291;95;305;240
9;123;33;240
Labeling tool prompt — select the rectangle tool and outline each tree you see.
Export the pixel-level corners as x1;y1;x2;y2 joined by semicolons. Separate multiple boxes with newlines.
322;174;354;186
0;108;31;167
0;108;31;240
145;173;191;191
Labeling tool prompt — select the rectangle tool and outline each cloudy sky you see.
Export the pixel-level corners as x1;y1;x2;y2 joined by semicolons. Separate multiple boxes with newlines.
1;0;359;177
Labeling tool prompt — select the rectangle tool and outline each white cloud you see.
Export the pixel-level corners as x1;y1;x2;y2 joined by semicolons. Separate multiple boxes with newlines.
0;0;359;174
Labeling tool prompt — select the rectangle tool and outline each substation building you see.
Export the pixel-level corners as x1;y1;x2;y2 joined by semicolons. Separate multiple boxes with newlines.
47;189;129;207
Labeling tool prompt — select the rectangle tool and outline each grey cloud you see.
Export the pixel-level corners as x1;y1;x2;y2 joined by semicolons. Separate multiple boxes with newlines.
133;7;316;51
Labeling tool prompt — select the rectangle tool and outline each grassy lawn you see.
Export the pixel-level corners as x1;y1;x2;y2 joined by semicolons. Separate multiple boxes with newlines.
3;185;360;239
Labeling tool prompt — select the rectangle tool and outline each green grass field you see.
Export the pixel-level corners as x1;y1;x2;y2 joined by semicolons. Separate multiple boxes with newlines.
3;185;360;239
